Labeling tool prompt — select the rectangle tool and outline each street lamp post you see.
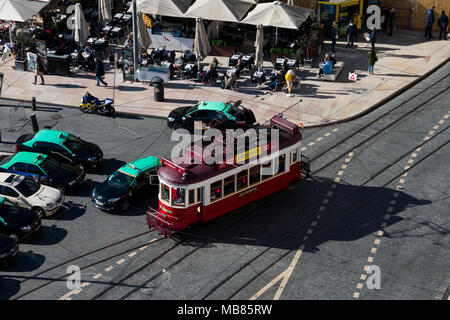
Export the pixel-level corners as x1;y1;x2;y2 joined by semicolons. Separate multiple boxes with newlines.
132;0;139;81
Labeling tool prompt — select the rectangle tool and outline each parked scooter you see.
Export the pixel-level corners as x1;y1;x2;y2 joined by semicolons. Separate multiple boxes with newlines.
80;92;115;117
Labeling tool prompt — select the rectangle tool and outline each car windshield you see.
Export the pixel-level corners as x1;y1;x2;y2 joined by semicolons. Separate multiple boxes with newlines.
40;157;60;173
15;177;41;197
63;134;84;152
108;171;134;189
0;199;20;219
227;106;243;117
186;104;199;115
0;155;12;166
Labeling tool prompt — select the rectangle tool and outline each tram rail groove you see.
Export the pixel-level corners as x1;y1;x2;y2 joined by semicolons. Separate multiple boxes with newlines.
89;75;449;300
224;139;449;300
200;124;450;299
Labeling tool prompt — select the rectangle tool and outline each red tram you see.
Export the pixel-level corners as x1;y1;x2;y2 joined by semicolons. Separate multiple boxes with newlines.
146;115;310;236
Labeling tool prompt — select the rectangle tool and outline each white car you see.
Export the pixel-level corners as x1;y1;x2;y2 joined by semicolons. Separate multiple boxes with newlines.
0;172;64;218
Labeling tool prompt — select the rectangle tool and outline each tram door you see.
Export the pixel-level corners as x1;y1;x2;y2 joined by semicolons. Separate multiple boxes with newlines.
197;187;205;224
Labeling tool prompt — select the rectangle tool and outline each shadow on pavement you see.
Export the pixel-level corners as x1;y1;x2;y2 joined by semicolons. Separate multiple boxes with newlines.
0;251;46;273
21;225;67;246
0;278;21;300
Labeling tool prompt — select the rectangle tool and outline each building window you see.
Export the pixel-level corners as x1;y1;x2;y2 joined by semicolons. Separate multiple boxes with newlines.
171;188;185;207
249;165;260;185
210;180;222;202
189;189;195;205
224;175;236;196
275;154;286;175
261;160;272;180
237;170;248;191
161;184;170;203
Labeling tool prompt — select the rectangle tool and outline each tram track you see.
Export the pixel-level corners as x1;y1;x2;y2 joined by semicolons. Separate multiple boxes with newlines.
84;72;449;300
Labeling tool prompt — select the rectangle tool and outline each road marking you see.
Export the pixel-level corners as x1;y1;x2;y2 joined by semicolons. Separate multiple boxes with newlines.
316;137;323;142
105;266;114;272
332;128;339;132
308;142;315;146
139;245;148;251
93;273;102;279
81;282;90;288
360;274;367;281
128;252;137;258
116;259;126;265
251;149;355;300
353;111;449;299
324;132;331;137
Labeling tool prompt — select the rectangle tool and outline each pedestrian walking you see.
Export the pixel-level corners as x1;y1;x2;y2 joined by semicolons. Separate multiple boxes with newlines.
346;20;356;48
381;6;389;33
94;57;108;87
331;21;338;52
33;55;45;85
425;6;436;39
438;10;449;40
368;48;378;75
388;8;396;36
369;26;377;49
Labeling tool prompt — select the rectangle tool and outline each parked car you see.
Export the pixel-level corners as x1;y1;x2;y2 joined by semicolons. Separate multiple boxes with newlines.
92;156;160;212
0;234;19;266
0;198;41;240
16;130;103;168
167;100;256;132
0;152;85;191
0;173;64;218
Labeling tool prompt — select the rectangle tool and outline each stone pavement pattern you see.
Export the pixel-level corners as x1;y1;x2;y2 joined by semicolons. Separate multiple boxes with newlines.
0;29;449;127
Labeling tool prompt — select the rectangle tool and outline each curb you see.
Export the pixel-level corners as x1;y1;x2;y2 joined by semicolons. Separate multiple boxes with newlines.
0;57;449;128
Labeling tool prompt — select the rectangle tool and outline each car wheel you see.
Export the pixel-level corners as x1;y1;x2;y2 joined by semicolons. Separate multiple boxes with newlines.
32;207;46;219
122;200;130;211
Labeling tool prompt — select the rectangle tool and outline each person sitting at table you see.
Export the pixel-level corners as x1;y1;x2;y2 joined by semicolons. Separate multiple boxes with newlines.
268;65;288;91
200;64;218;84
141;50;152;66
124;33;133;49
221;66;241;89
317;54;333;78
164;51;176;79
211;57;219;69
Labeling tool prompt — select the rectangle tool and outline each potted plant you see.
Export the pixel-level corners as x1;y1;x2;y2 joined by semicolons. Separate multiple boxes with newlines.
13;32;31;71
211;38;239;57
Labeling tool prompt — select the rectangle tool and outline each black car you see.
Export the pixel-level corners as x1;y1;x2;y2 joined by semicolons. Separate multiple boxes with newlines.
0;152;85;191
16;130;103;168
92;157;160;212
167;100;256;132
0;234;19;266
0;198;41;240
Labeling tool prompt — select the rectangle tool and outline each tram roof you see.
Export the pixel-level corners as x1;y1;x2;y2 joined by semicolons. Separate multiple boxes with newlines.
158;126;302;186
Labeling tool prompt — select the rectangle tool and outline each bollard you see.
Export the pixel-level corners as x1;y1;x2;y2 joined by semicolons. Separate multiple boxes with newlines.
32;97;36;111
30;113;39;132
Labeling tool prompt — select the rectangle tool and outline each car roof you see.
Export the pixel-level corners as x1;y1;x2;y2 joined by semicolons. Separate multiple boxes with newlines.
0;172;23;186
196;101;229;112
117;156;161;177
25;130;69;147
6;152;48;166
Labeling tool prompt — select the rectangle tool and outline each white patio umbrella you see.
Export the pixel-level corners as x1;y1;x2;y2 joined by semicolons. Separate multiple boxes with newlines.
98;0;112;23
74;3;89;46
185;0;255;23
137;12;152;52
255;24;264;69
194;18;211;61
240;1;312;29
131;0;191;18
0;0;48;22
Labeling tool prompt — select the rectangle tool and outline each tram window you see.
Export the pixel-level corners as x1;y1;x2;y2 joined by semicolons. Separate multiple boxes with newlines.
161;184;170;203
275;154;286;175
224;175;236;196
210;181;222;201
292;149;298;163
261;160;272;180
197;188;202;203
249;165;260;185
236;170;248;191
171;188;185;207
189;189;195;205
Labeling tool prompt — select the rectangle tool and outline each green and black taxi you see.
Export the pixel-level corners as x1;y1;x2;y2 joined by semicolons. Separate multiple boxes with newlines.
167;100;256;132
0;197;41;240
91;156;161;212
0;152;85;190
16;130;103;168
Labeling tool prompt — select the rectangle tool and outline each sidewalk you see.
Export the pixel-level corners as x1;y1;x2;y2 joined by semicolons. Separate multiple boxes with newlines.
0;29;449;127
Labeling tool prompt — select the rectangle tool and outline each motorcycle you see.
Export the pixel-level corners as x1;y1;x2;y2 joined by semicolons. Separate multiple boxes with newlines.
80;92;115;117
